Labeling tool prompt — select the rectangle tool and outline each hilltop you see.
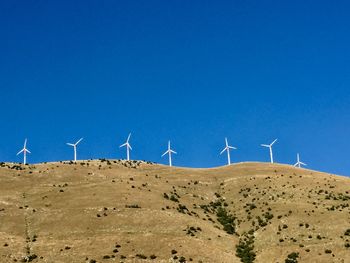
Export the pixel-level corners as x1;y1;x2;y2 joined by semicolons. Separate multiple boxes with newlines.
0;160;349;263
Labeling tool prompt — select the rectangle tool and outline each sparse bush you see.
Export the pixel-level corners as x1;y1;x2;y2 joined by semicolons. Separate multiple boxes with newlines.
177;204;188;214
285;252;299;263
136;254;147;259
23;254;38;262
125;204;140;208
236;233;256;263
216;207;236;234
248;203;257;210
170;195;179;202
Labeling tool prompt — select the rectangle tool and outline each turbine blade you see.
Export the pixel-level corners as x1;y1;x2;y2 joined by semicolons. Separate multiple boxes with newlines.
171;150;177;154
300;162;307;166
120;143;127;148
128;144;132;150
26;149;31;154
271;139;278;146
220;148;227;155
228;146;237;150
76;138;83;145
261;144;269;147
162;150;169;157
17;149;24;155
127;133;131;142
24;139;27;148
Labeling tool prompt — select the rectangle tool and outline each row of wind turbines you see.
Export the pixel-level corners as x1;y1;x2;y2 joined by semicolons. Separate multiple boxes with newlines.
16;134;307;168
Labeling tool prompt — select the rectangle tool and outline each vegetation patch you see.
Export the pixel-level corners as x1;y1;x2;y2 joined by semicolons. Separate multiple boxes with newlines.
125;204;141;208
136;254;147;259
184;226;202;236
199;197;236;234
164;191;180;202
216;206;236;235
284;252;299;263
236;232;256;263
345;229;350;236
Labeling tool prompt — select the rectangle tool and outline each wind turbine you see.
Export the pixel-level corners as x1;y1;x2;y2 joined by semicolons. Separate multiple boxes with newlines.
120;133;132;161
17;139;31;165
220;137;237;165
294;153;307;168
162;141;177;167
66;138;83;162
261;139;277;163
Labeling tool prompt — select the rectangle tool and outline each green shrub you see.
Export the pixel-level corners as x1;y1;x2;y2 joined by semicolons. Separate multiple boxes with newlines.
236;234;256;263
285;252;299;263
136;254;147;259
170;195;179;202
216;207;236;235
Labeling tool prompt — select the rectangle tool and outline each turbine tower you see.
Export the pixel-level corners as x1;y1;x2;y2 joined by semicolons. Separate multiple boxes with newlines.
17;139;31;165
294;153;306;168
66;138;83;162
162;141;177;167
261;139;277;163
120;133;132;161
220;137;237;165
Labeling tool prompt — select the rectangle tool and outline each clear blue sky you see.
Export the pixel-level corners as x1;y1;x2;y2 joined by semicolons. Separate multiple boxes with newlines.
1;1;350;176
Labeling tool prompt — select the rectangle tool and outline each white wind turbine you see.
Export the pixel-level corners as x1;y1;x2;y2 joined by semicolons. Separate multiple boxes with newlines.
220;137;237;165
66;138;83;162
17;139;31;165
120;133;132;161
162;141;177;167
261;139;277;163
294;153;307;168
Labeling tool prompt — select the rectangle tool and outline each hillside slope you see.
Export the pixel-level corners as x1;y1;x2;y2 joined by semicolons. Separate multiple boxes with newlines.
0;160;349;263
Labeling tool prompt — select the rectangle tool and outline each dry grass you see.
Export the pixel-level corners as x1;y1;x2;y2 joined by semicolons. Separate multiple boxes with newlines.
0;160;349;263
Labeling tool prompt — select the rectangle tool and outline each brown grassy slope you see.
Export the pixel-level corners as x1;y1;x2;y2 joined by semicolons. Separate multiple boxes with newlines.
0;160;349;263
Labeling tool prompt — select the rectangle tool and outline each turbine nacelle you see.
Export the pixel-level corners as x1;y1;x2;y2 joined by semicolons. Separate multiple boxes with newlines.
120;133;132;160
17;138;31;165
66;138;83;162
120;142;132;150
294;153;307;168
162;141;176;166
66;138;83;147
261;138;277;163
220;137;237;165
261;139;277;148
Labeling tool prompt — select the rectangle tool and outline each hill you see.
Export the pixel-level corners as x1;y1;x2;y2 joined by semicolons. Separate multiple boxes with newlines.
0;160;349;263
